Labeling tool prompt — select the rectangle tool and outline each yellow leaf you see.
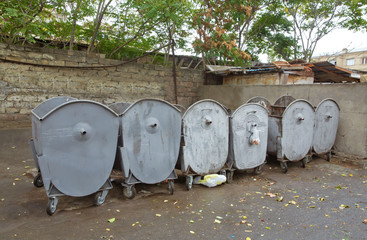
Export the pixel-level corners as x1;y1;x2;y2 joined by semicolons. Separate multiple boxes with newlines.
246;237;251;240
156;214;161;217
190;231;195;234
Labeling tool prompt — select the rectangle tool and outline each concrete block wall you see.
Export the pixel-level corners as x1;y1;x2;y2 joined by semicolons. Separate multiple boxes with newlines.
198;83;367;158
0;43;204;127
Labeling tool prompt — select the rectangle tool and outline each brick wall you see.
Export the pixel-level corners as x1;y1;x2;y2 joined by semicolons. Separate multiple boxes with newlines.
0;43;204;128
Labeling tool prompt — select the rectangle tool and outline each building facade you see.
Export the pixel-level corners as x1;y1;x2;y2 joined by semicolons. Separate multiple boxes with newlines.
313;48;367;72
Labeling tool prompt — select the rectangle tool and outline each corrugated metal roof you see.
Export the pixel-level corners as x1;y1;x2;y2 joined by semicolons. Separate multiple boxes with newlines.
305;62;359;83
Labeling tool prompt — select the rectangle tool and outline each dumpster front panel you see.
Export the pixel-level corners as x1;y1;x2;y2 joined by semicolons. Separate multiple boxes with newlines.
121;100;181;184
313;99;340;154
40;101;119;197
231;104;268;170
182;100;229;175
282;100;314;161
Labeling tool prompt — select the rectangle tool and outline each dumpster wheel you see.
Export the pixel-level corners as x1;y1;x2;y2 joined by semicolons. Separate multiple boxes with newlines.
254;163;265;175
301;158;307;168
33;172;44;188
280;162;288;174
94;191;108;206
326;152;331;162
123;185;136;199
46;197;58;216
168;180;175;195
226;171;234;184
185;176;193;191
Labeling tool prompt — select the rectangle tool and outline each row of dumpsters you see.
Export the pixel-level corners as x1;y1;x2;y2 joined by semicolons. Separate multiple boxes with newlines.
29;96;339;215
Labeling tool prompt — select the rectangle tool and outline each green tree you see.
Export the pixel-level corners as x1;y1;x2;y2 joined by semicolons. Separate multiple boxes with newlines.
0;0;49;44
284;0;367;62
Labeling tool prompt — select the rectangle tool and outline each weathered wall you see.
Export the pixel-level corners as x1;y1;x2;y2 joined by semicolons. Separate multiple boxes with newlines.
198;83;367;158
0;43;204;127
223;72;314;85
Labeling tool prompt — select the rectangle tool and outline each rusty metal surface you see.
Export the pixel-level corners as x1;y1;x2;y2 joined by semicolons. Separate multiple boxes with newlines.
31;98;119;197
180;99;229;175
273;95;296;107
313;99;340;154
119;99;181;184
230;103;268;170
247;96;272;112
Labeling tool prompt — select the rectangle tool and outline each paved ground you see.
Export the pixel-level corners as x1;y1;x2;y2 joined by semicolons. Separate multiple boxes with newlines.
0;128;366;240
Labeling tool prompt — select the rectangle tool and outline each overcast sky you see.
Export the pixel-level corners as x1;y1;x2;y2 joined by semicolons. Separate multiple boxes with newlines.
313;28;367;57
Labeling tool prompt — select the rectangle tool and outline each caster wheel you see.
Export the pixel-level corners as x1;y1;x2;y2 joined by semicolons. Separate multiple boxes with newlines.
226;171;234;183
280;162;288;174
168;180;174;195
33;173;44;188
254;164;265;175
185;176;193;191
326;152;331;162
301;158;307;168
94;191;106;206
123;185;136;199
46;198;57;216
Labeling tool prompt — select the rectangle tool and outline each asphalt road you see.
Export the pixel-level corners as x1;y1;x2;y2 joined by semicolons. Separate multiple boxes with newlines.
0;128;366;240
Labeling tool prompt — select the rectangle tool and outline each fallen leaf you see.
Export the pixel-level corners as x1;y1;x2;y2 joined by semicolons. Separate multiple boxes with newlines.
214;219;221;224
362;218;367;224
349;174;353;177
276;196;284;202
289;200;297;205
116;210;120;213
318;198;325;202
14;178;21;181
24;166;30;169
216;216;223;219
245;230;252;233
240;220;247;224
11;146;16;149
156;214;161;217
108;218;115;223
246;237;251;240
239;198;246;202
242;216;247;219
190;231;195;234
164;200;168;203
309;206;316;208
106;228;110;231
341;174;347;177
265;227;271;230
266;193;276;198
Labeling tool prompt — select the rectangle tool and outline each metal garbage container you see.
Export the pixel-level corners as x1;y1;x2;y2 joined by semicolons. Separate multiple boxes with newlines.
113;99;182;198
227;103;268;179
247;96;315;173
178;99;229;190
313;98;340;161
29;96;119;215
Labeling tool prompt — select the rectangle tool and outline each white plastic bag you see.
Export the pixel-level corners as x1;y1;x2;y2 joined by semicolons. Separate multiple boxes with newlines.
195;174;226;188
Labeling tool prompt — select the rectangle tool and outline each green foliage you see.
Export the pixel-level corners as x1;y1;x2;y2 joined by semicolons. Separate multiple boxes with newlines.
0;0;366;64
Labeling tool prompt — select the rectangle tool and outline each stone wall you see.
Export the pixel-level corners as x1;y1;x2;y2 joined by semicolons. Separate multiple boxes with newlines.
199;83;367;158
0;43;204;127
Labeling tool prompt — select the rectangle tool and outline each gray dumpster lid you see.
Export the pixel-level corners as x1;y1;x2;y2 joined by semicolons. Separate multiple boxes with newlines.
118;98;181;116
246;96;272;112
31;96;77;120
109;102;132;115
274;95;296;107
183;99;229;118
32;97;118;120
